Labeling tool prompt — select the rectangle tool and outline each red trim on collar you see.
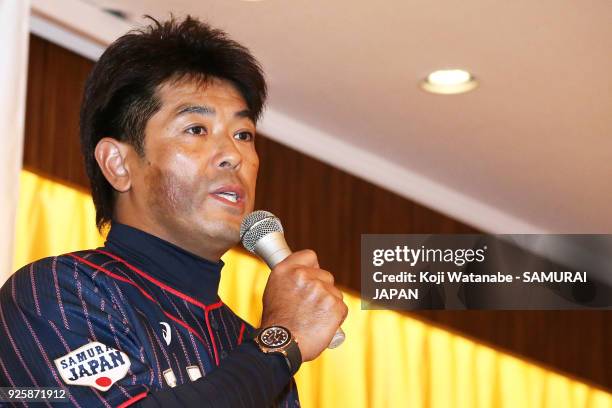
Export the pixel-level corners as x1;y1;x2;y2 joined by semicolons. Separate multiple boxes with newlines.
95;249;222;311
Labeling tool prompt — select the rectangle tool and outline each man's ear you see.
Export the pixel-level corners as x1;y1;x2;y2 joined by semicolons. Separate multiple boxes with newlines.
94;137;133;193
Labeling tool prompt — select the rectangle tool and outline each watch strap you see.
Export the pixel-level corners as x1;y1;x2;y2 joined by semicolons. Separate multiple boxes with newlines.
283;337;301;375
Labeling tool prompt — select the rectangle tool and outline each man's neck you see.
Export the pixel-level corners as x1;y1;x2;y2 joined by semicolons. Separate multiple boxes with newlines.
113;217;227;262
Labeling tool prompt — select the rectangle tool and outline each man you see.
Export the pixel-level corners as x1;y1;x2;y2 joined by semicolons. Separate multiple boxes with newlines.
0;16;347;407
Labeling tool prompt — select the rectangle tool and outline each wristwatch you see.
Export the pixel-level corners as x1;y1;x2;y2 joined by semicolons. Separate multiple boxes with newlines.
251;326;302;376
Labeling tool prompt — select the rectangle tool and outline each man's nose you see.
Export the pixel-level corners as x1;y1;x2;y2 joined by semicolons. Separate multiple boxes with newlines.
214;136;242;170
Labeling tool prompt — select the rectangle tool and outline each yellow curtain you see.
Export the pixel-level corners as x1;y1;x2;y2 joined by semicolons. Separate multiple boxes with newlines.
13;169;612;408
12;170;105;275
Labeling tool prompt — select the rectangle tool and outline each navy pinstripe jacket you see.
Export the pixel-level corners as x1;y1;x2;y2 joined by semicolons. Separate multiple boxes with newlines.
0;223;300;407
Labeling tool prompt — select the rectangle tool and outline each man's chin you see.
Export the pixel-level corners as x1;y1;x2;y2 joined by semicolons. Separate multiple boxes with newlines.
189;207;249;248
200;220;242;247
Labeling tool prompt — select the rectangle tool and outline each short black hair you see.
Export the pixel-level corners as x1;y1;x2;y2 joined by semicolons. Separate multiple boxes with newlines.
80;15;267;230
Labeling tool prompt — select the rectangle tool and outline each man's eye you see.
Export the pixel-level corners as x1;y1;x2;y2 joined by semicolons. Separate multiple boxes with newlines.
235;131;254;142
186;126;206;136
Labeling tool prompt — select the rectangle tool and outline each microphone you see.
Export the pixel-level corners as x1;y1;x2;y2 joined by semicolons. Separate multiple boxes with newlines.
240;210;346;349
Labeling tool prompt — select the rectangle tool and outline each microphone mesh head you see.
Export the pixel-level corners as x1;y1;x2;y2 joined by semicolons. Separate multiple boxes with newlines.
240;210;284;253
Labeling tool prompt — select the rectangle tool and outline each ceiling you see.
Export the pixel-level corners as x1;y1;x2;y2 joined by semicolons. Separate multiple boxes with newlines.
32;0;612;233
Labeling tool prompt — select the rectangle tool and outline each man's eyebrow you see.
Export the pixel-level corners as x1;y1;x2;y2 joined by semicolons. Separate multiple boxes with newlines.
235;109;254;121
174;105;254;122
175;105;216;116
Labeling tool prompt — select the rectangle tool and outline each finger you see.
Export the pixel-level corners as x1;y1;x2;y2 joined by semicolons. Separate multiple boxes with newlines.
284;249;319;269
323;282;344;300
312;268;334;285
293;267;335;286
339;301;349;324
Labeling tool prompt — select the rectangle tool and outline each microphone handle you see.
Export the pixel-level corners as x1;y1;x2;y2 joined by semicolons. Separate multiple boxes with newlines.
254;233;346;349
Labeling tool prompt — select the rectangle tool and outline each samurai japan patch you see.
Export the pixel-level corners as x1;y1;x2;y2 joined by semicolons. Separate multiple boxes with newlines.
54;341;131;392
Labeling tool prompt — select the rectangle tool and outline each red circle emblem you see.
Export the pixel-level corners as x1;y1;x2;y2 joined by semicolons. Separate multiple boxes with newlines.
96;377;112;387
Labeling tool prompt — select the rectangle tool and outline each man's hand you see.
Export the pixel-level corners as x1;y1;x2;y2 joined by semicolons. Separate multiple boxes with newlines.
260;249;348;362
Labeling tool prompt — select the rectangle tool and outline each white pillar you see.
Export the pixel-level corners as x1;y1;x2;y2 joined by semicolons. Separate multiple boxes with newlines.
0;0;30;286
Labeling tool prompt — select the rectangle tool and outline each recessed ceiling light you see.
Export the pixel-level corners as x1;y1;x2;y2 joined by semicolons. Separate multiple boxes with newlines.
421;69;478;95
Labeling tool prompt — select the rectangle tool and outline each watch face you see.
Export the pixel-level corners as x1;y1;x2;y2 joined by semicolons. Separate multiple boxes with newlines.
260;326;290;348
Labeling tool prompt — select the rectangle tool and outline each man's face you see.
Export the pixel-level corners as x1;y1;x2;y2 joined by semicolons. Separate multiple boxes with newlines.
127;77;259;259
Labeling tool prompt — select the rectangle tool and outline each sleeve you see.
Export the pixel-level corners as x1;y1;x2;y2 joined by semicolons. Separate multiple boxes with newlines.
133;342;293;407
0;256;151;407
0;257;297;408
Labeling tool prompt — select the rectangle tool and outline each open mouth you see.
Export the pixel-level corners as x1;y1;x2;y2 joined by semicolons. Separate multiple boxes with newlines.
214;191;240;203
211;184;245;206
